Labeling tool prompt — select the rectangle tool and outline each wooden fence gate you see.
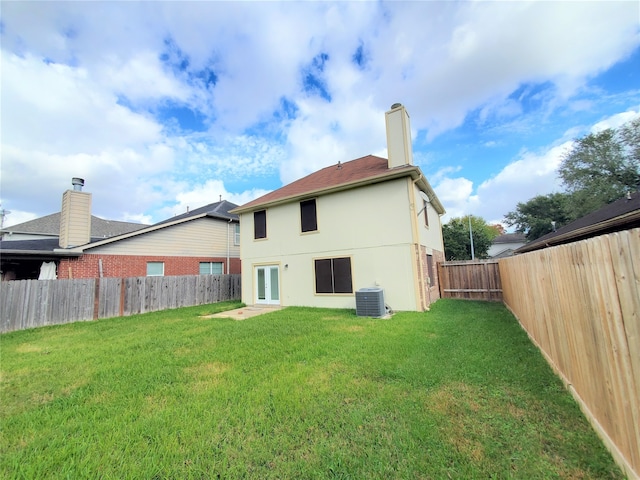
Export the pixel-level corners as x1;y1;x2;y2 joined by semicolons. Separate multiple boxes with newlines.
437;260;502;301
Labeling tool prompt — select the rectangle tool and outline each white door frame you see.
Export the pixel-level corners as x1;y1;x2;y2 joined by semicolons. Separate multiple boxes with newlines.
255;265;280;305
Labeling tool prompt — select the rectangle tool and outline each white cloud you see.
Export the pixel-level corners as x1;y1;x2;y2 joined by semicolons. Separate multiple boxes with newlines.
591;109;640;133
435;140;571;226
0;1;638;226
1;210;39;229
1;52;162;154
158;180;271;220
434;176;476;222
97;51;190;103
281;98;387;184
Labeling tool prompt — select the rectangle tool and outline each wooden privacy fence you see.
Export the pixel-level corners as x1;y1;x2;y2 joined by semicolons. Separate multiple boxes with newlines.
0;274;241;333
499;228;640;480
437;260;502;301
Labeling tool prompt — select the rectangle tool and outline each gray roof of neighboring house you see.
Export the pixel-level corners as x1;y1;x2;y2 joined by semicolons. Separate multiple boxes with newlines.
492;233;526;244
1;200;240;255
0;238;83;258
153;200;239;226
516;191;640;254
1;213;147;238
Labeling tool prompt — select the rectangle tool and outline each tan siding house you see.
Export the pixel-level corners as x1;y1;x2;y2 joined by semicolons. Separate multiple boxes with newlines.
55;200;241;279
232;104;445;312
83;217;238;258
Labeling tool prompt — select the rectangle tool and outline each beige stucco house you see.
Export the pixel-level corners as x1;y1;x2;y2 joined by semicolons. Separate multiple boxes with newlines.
231;104;445;312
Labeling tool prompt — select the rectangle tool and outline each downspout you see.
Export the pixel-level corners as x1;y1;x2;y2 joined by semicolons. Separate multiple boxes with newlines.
227;218;232;274
410;177;427;310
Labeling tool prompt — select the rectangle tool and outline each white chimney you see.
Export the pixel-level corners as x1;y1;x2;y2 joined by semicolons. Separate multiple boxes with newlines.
59;178;92;248
385;103;413;168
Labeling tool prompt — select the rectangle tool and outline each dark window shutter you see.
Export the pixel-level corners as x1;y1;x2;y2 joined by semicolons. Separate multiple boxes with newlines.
300;199;317;232
332;257;353;293
254;210;266;239
315;259;333;293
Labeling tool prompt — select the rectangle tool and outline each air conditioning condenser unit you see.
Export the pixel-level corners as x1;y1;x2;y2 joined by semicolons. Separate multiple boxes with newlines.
355;287;386;317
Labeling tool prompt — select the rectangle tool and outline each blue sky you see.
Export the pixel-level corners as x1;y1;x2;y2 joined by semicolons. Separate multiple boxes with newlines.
1;1;639;229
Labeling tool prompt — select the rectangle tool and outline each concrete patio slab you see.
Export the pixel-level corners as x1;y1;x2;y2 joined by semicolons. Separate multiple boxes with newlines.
203;305;282;321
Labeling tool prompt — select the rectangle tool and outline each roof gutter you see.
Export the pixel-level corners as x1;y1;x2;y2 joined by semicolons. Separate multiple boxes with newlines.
412;173;446;215
0;249;83;259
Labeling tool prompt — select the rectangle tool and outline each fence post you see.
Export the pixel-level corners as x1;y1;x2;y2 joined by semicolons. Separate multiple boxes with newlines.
119;278;125;317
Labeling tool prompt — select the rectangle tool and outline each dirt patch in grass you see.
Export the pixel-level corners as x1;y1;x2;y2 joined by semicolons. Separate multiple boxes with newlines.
305;362;347;391
334;325;365;333
185;362;230;393
426;383;506;464
15;343;46;354
173;346;193;357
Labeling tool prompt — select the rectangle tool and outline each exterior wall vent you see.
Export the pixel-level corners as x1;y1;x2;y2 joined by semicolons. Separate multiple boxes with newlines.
355;287;386;317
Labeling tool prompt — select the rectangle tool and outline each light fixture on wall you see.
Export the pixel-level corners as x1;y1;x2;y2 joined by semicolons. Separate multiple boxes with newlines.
284;264;289;269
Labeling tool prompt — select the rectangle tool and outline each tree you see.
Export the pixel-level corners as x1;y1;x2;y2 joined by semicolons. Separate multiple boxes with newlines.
559;117;640;218
504;193;572;241
442;215;499;261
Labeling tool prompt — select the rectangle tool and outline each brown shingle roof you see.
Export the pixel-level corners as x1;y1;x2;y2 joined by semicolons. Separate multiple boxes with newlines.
232;155;444;213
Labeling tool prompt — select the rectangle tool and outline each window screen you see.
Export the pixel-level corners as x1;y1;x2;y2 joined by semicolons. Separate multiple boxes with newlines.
314;257;352;294
234;223;240;245
254;210;266;239
300;199;317;232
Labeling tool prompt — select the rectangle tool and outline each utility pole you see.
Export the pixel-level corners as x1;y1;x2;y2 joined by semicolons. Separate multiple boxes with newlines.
0;207;10;229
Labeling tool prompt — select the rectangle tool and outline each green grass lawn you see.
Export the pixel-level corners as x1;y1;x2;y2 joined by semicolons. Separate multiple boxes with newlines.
0;299;623;479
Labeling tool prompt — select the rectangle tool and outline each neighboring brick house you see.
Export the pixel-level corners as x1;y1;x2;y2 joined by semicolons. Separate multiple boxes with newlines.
231;104;446;312
1;179;241;280
57;200;241;279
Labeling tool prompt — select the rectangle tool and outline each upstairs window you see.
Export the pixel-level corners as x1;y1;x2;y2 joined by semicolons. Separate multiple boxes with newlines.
234;223;240;245
423;200;429;227
254;210;266;239
314;257;353;294
300;199;317;232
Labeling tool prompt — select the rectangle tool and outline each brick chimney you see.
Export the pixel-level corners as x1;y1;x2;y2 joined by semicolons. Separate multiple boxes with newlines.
385;103;414;168
59;178;92;248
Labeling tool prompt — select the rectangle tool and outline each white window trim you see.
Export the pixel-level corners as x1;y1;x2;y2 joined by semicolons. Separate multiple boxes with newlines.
234;223;240;245
199;262;224;275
